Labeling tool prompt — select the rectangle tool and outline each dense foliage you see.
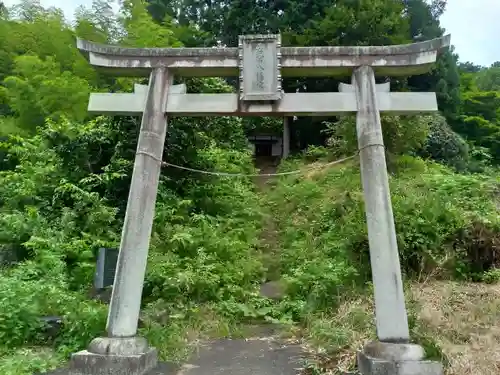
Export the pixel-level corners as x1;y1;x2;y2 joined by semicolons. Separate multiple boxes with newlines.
0;0;499;374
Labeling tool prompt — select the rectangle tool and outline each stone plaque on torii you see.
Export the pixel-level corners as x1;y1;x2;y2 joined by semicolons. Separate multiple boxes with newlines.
59;34;450;375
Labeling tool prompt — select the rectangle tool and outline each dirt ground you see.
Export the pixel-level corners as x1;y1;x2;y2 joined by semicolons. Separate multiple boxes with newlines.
302;281;500;375
413;281;500;375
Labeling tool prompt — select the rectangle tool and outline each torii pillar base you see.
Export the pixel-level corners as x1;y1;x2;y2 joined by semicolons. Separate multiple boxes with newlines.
69;337;156;375
42;338;177;374
357;342;443;375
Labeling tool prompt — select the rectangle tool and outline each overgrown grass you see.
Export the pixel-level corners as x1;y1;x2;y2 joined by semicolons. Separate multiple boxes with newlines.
261;153;500;374
0;125;267;373
0;347;65;374
295;280;500;375
266;154;500;287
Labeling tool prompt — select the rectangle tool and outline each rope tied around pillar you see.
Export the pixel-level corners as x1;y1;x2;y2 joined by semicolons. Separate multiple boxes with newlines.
136;130;165;163
358;143;386;152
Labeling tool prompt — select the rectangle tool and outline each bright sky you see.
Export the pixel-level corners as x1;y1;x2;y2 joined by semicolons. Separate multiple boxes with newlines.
3;0;500;67
440;0;500;66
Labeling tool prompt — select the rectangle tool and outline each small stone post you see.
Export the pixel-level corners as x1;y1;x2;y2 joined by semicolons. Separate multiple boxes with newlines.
69;67;171;374
352;65;409;343
282;116;290;158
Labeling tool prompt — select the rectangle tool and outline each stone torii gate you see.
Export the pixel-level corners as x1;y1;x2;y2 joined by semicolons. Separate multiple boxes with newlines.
64;34;450;375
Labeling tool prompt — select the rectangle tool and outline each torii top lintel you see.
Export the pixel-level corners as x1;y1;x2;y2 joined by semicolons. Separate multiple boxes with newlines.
76;34;450;78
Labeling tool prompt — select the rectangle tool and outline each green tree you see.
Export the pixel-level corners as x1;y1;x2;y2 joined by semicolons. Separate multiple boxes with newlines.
74;0;120;44
450;65;500;164
144;0;461;153
1;55;91;132
459;62;482;74
404;0;460;119
120;0;183;48
476;66;500;92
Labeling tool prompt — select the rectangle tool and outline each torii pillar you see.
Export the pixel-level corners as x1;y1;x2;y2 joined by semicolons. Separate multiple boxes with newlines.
74;69;174;372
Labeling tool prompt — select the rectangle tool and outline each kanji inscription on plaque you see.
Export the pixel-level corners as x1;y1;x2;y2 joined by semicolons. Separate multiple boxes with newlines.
238;34;282;101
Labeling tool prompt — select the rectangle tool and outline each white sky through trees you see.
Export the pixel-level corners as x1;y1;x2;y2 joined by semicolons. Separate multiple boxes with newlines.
2;0;500;67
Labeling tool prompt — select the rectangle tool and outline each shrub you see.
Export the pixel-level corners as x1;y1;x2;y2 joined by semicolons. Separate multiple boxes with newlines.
265;155;500;314
0;89;266;358
0;347;64;375
0;275;47;348
418;114;469;171
303;145;330;162
326;115;430;157
0;260;107;353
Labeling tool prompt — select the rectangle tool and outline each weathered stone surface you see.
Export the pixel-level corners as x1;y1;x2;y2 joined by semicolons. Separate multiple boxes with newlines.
362;342;424;362
77;35;450;77
89;92;437;117
87;337;150;356
239;34;282;101
357;350;443;375
38;361;178;375
339;82;390;93
353;65;409;342
357;342;443;375
106;68;171;338
68;348;157;375
88;83;186;116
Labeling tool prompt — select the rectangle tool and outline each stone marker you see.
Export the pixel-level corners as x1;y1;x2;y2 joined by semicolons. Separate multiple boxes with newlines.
41;34;451;375
94;247;119;290
282;117;290;159
0;247;19;265
39;316;63;341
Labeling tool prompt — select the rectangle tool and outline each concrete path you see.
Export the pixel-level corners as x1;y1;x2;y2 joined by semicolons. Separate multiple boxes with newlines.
158;338;306;375
43;335;308;375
